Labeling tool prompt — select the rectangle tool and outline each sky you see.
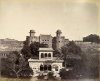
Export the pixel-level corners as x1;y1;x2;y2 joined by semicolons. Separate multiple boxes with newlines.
0;0;100;41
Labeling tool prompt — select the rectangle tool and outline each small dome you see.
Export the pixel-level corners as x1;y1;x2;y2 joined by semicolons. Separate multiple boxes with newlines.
56;29;62;34
30;30;35;33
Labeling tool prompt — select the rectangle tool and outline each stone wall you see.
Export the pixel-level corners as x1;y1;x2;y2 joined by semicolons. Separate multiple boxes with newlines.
0;38;23;52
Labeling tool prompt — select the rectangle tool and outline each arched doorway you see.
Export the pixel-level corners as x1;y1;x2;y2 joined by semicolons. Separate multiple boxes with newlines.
48;65;52;71
44;65;48;71
40;65;44;71
40;64;52;71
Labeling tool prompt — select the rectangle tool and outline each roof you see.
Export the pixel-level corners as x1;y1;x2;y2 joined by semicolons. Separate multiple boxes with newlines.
39;48;53;51
56;29;62;34
28;58;63;62
40;34;52;38
29;30;35;33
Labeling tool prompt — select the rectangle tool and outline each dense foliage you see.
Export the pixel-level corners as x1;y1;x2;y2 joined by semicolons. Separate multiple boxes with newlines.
60;41;82;67
1;51;33;78
61;41;82;55
83;34;100;43
21;42;48;59
59;41;99;79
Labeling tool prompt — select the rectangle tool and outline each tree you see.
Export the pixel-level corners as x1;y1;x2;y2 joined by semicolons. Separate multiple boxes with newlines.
61;41;82;68
62;41;82;55
59;68;66;79
59;68;73;79
21;45;32;60
81;47;99;78
83;34;100;43
21;42;48;58
1;51;33;78
30;42;40;57
53;49;63;58
47;72;55;80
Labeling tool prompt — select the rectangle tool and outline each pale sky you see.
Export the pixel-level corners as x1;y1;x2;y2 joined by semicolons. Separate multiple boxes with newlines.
0;0;100;41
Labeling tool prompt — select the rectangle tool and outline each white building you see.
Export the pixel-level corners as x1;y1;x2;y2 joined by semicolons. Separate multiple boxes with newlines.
28;48;63;77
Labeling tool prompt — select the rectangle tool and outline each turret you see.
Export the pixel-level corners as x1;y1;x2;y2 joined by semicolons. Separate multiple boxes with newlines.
29;30;35;37
56;29;62;50
56;29;62;37
27;30;36;45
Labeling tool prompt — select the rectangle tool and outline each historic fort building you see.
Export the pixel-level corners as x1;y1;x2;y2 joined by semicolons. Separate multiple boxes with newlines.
25;29;69;50
26;29;69;77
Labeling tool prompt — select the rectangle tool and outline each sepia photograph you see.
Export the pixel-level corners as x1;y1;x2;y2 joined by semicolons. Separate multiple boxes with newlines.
0;0;100;81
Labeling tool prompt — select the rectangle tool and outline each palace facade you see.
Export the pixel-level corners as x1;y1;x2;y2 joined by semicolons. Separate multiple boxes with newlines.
25;29;69;50
28;48;63;77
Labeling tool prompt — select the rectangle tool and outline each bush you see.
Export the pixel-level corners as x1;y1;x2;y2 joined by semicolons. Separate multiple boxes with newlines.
47;72;55;80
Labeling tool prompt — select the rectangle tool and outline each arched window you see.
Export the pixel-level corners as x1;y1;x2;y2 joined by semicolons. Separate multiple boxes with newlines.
45;53;47;58
44;65;47;71
41;53;44;58
48;65;52;71
48;53;51;57
40;65;44;71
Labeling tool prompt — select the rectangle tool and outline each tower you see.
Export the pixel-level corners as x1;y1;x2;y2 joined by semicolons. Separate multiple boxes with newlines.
56;29;62;37
29;30;36;44
29;30;35;37
56;29;62;49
